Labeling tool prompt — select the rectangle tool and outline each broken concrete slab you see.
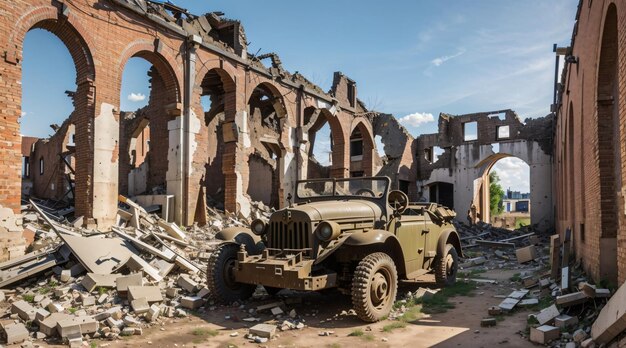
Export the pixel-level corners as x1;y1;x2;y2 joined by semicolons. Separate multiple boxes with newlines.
60;234;139;274
116;273;143;293
158;220;186;241
518;298;539;307
131;297;150;314
536;304;560;325
127;285;163;303
498;297;521;311
592;278;626;344
81;273;118;292
119;254;163;282
556;291;588;307
530;325;560;344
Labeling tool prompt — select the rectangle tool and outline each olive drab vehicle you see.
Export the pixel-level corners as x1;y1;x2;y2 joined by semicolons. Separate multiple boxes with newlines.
207;176;462;322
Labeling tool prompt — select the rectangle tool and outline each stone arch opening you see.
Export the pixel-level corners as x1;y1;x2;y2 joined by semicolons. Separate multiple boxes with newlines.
349;122;374;177
199;68;236;209
473;154;531;230
244;82;287;209
19;18;95;219
305;107;344;178
118;53;180;198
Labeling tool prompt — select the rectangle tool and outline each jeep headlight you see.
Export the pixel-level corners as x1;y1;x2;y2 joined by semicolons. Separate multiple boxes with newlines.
251;219;266;236
316;221;341;242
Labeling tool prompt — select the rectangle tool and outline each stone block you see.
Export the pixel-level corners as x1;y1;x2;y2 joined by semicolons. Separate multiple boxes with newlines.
35;308;50;322
127;286;163;303
554;314;578;328
11;300;36;321
516;245;537;263
177;274;198;293
39;312;73;336
116;273;143;294
146;304;160;322
81;273;117;292
530;325;560;344
556;291;588;307
181;296;203;310
4;323;29;344
249;323;277;338
131;297;150;314
57;319;81;338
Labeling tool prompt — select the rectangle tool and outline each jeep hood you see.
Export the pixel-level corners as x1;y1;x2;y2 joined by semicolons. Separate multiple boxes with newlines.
289;200;383;221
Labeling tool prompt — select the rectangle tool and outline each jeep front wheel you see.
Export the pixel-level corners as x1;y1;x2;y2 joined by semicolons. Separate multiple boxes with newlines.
435;243;459;286
351;253;398;322
207;243;255;303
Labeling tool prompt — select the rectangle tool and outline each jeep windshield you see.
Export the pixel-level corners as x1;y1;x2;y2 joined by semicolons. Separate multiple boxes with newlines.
296;177;389;199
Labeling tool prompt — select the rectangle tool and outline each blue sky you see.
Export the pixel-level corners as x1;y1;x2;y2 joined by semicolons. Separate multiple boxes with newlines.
20;0;578;192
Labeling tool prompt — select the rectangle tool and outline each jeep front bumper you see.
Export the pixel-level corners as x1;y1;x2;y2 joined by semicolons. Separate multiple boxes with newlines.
234;247;336;291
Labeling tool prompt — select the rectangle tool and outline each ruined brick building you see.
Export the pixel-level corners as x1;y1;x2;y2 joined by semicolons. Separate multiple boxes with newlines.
554;0;626;286
0;0;420;260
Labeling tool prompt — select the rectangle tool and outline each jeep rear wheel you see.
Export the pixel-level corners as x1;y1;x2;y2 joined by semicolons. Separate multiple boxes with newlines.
351;253;398;322
435;243;459;286
207;243;255;303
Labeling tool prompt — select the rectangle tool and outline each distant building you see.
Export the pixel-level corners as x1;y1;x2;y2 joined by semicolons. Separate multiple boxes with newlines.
502;188;530;213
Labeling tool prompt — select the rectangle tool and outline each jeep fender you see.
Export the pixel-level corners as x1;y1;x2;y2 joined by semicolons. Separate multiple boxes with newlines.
215;227;264;255
342;230;407;276
437;228;463;259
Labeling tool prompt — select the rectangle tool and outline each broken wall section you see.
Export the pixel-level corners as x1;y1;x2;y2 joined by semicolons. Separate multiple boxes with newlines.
416;110;554;231
371;113;418;199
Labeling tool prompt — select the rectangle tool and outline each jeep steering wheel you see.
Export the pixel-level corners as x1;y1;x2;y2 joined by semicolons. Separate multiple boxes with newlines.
355;188;376;197
388;190;409;215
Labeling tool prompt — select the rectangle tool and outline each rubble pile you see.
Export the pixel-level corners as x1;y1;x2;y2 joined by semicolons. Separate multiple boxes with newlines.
0;196;272;346
454;222;619;347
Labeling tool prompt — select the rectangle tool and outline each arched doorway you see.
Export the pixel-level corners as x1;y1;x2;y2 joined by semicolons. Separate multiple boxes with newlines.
18;19;95;221
595;4;619;284
473;155;531;230
245;82;287;209
118;54;180;199
349;122;374;177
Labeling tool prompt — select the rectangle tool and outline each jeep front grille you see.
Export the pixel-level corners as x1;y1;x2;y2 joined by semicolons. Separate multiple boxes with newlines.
268;221;311;251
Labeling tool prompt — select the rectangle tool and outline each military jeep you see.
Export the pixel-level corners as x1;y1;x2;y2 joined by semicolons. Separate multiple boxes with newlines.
207;176;462;322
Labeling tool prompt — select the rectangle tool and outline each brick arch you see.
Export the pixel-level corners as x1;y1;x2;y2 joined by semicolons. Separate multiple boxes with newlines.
304;107;346;173
350;119;375;147
349;120;375;176
197;67;237;123
595;3;619;239
247;81;288;119
117;41;182;105
9;6;95;82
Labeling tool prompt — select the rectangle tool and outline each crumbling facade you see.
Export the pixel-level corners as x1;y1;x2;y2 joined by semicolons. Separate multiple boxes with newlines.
415;110;554;232
554;0;626;285
1;0;418;252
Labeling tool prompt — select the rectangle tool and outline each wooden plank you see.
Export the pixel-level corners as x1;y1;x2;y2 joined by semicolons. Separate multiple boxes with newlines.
475;240;516;248
550;234;561;280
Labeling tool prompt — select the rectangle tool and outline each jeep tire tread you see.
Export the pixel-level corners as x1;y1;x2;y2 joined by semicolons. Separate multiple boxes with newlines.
207;243;255;303
435;243;459;286
351;252;398;322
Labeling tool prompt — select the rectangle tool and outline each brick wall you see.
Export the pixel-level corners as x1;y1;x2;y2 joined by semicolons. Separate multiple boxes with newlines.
555;0;626;285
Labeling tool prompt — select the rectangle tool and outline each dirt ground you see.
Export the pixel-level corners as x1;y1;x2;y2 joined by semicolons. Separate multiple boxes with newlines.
62;268;536;348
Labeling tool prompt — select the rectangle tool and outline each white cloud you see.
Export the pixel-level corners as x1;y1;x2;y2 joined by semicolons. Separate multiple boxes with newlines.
398;112;435;127
431;49;466;67
127;93;146;102
491;157;530;192
21;111;27;117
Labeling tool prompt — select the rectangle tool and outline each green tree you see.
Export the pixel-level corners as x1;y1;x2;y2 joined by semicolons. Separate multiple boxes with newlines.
489;171;504;216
